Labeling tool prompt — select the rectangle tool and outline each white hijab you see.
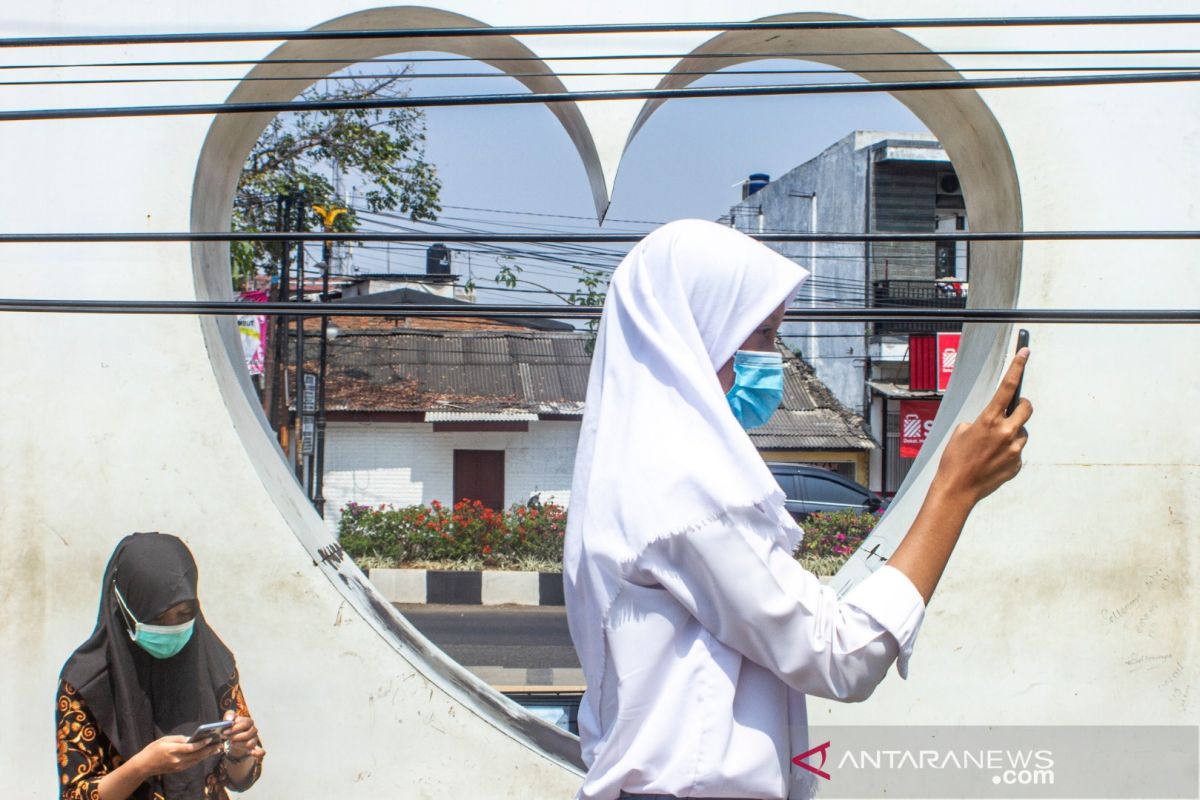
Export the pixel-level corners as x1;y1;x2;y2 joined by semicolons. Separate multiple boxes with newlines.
564;218;810;709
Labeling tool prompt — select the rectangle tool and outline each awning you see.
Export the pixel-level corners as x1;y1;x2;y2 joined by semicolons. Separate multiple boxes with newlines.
867;380;942;400
424;411;539;423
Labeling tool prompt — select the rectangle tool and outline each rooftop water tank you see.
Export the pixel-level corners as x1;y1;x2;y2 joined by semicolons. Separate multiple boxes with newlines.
426;243;451;275
743;173;770;199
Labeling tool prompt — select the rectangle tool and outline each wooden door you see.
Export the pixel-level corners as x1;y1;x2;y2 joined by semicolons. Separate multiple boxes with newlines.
452;450;505;510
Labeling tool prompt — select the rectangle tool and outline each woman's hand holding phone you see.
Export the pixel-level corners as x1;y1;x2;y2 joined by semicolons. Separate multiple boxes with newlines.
886;338;1033;604
222;709;266;762
936;341;1032;505
132;735;224;777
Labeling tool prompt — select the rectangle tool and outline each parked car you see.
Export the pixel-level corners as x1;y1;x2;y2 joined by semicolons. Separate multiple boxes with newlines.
766;462;889;522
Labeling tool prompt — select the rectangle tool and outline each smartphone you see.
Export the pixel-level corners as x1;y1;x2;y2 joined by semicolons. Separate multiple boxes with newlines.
1004;329;1030;417
186;720;233;744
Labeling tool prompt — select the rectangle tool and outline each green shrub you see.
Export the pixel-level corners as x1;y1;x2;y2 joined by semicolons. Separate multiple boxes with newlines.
338;498;567;569
340;500;881;575
794;508;881;561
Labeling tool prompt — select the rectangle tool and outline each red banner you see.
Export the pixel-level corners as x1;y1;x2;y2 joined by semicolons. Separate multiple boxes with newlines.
899;399;940;459
935;332;961;393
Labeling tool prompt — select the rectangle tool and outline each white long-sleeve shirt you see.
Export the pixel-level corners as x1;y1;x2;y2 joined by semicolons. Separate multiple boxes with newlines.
574;503;926;800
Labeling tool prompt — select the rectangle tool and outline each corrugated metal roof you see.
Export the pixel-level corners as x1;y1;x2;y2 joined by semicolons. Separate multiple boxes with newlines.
314;329;872;451
319;329;592;415
748;350;876;451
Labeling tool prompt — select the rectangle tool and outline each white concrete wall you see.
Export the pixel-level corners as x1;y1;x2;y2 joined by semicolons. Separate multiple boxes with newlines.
322;420;579;531
2;2;1199;799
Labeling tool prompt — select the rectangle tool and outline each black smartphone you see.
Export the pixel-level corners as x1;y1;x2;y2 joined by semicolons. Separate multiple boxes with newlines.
186;720;233;744
1004;329;1030;417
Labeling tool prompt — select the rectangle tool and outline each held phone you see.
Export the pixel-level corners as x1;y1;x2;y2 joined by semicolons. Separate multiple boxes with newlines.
186;720;233;744
1004;329;1030;417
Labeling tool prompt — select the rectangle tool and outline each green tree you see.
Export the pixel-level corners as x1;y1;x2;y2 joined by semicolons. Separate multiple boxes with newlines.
231;72;442;289
468;258;609;350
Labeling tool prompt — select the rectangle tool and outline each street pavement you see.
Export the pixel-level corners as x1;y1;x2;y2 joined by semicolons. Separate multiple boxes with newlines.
395;603;583;688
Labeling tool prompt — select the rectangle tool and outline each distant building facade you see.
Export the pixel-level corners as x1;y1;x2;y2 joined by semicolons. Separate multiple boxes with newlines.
723;130;968;493
271;236;877;531
312;328;872;533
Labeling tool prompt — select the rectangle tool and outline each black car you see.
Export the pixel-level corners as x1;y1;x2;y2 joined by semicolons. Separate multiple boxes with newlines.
766;463;889;522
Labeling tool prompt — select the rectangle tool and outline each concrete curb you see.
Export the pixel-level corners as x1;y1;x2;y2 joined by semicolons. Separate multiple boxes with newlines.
369;568;833;606
368;567;564;606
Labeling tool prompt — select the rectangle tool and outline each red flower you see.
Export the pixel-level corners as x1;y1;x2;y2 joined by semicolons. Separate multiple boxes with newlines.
483;545;491;554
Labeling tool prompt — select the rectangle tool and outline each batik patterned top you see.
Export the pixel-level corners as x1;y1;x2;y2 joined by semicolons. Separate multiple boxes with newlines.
56;676;262;800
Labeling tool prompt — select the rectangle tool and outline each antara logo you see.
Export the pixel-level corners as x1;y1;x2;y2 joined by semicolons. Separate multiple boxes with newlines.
792;740;832;780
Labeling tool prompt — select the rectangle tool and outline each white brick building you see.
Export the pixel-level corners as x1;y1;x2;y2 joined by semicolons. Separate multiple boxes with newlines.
311;325;590;532
322;419;580;533
302;316;872;534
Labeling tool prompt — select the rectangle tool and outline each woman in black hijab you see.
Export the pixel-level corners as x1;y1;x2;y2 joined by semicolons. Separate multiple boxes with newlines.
57;532;265;800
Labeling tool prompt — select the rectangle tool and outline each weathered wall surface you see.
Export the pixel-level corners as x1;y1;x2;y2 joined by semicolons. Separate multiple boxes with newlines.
1;2;1198;797
323;420;579;531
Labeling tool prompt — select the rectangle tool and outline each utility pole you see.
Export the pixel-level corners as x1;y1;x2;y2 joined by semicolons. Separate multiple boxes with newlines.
311;203;348;516
265;193;292;448
293;193;308;485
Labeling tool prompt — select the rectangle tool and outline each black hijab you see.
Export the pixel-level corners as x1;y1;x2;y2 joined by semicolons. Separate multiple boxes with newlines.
61;532;237;799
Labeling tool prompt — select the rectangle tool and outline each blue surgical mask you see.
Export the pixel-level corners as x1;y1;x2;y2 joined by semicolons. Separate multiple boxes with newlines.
725;350;785;430
113;585;195;660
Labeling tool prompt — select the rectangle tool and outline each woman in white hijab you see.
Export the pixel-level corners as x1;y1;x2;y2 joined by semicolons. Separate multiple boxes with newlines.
564;219;1031;800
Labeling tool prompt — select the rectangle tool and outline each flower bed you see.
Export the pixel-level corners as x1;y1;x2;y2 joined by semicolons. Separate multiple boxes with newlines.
795;508;881;559
338;499;566;570
338;501;881;575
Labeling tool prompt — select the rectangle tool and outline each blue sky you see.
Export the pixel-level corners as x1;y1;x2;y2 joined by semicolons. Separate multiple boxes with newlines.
316;56;931;302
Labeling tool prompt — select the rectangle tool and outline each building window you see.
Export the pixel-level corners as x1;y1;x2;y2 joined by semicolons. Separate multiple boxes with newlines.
453;450;505;510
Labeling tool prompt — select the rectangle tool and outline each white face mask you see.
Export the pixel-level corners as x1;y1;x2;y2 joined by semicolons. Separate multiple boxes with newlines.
113;585;195;659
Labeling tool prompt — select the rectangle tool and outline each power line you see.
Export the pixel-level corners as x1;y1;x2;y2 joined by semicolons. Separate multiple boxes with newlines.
7;49;1200;72
5;70;1200;123
8;64;1200;87
5;229;1197;243
362;214;971;273
351;212;629;273
1;299;1195;324
5;15;1200;49
437;203;659;227
282;244;936;301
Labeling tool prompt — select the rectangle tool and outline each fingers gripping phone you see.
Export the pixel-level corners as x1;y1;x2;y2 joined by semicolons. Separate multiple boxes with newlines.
186;720;233;744
1004;329;1030;417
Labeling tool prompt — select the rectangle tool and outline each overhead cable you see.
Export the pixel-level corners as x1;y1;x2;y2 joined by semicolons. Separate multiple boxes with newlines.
7;65;1200;87
0;298;1195;324
4;15;1200;49
6;49;1200;71
4;230;1197;243
4;70;1199;123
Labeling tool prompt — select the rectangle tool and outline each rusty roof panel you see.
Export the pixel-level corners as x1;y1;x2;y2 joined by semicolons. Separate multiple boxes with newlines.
307;330;871;450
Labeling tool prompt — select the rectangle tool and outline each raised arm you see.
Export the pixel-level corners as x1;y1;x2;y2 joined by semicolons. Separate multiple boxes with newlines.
887;348;1032;604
